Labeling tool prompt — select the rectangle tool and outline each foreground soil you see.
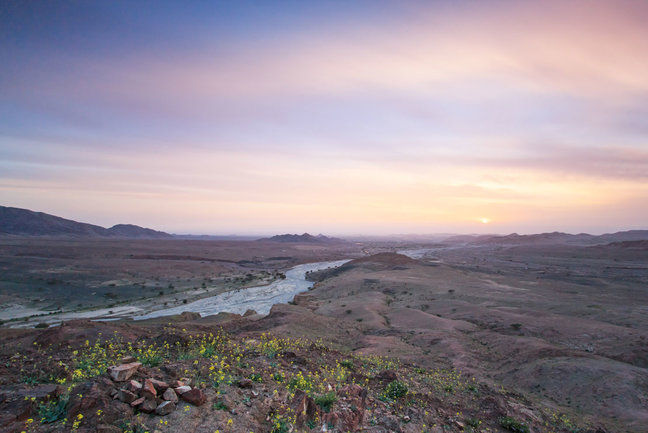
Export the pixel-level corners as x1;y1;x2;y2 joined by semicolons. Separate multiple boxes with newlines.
0;318;600;433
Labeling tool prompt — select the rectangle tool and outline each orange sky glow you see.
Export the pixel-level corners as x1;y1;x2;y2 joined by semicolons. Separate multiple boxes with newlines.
1;1;647;235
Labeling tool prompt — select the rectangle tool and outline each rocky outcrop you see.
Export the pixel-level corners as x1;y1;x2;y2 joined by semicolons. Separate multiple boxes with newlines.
290;390;319;428
108;362;142;382
181;388;206;406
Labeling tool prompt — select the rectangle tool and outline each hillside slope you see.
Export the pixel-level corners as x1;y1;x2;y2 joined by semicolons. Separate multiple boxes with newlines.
0;318;600;433
0;206;172;239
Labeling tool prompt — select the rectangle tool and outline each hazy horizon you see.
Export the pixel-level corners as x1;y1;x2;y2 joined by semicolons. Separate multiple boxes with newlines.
3;203;646;238
2;1;648;235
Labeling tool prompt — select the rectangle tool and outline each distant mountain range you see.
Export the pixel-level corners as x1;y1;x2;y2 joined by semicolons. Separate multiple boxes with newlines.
444;230;648;246
0;206;173;239
3;205;645;245
257;233;347;243
0;207;346;242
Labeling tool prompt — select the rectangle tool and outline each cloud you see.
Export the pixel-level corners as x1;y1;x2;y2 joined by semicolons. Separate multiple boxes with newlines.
4;1;648;116
2;0;648;233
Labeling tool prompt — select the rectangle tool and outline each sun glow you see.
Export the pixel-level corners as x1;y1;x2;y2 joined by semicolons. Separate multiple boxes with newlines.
480;217;491;224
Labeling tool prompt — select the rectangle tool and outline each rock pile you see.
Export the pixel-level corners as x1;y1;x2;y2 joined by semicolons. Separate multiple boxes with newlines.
107;360;205;417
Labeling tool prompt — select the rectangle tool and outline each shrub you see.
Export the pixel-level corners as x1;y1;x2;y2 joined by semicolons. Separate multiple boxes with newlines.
314;391;337;413
212;401;228;411
270;414;291;433
38;395;68;423
384;380;408;399
249;373;263;383
499;416;530;433
135;346;165;367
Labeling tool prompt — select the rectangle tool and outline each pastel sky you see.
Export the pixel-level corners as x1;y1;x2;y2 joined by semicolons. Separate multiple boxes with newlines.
1;0;647;235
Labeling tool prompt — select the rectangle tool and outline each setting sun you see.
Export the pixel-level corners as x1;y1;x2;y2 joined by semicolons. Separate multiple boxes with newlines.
2;0;647;236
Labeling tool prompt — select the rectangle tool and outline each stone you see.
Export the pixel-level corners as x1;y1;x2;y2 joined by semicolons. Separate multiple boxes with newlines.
290;389;319;427
175;385;191;395
376;370;398;382
140;398;158;413
181;388;206;406
65;382;113;423
126;380;142;393
130;397;145;407
377;415;402;433
238;378;253;388
117;389;138;404
0;397;32;424
243;309;257;316
97;425;122;433
14;384;62;401
120;356;137;364
108;362;142;382
141;379;157;399
156;401;176;416
325;384;367;433
162;388;178;402
149;378;169;392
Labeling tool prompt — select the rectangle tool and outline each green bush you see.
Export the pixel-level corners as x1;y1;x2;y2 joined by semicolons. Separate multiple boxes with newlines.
314;391;337;413
499;416;530;433
38;396;68;423
249;373;263;382
212;401;228;411
137;351;164;367
384;380;408;399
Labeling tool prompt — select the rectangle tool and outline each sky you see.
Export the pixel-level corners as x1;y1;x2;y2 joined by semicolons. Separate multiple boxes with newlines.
1;0;648;235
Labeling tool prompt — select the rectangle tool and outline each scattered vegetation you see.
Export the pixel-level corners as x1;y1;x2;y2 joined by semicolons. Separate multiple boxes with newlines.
383;380;408;400
314;391;337;412
500;416;530;433
3;327;585;433
37;396;68;423
212;401;229;411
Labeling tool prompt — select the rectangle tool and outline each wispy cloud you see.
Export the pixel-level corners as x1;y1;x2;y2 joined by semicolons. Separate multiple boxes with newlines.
1;0;647;233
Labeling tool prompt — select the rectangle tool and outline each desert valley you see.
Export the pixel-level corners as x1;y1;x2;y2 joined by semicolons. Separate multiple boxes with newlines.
1;207;647;433
3;1;648;432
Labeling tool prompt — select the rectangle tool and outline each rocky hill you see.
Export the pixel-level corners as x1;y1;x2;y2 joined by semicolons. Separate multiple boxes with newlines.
258;233;346;243
445;230;648;246
0;206;172;239
105;224;173;239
